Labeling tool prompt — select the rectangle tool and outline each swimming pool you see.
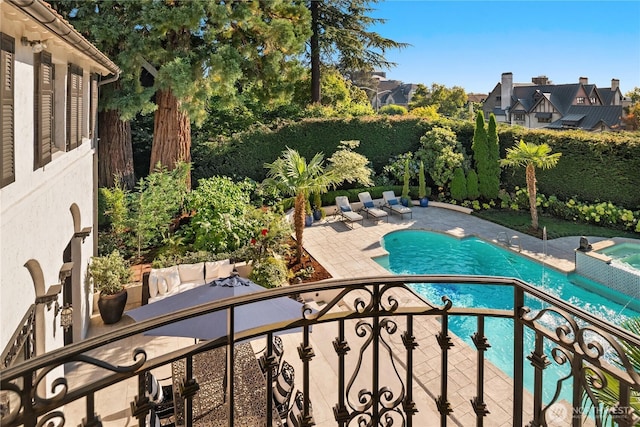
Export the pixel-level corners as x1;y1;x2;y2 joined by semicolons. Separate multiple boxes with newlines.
375;230;640;402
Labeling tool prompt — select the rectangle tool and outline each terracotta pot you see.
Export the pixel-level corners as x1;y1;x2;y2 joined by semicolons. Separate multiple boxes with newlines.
97;289;128;324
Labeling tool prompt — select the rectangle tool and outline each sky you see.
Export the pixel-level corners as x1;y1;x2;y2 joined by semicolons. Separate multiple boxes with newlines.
369;1;640;95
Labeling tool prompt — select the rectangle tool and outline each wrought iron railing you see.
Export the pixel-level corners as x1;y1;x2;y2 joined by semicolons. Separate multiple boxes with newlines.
1;275;639;427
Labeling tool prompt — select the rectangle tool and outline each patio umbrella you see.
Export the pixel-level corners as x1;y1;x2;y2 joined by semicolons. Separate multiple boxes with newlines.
125;274;307;340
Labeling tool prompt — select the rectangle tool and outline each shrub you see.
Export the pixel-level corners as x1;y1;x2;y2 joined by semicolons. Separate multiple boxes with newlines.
88;251;132;295
250;256;289;288
379;104;407;115
466;169;479;200
450;168;467;201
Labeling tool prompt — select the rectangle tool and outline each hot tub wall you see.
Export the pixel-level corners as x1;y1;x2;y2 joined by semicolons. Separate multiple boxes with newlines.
575;251;640;300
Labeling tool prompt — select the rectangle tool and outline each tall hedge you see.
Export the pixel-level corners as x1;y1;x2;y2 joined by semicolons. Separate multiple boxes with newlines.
193;116;640;209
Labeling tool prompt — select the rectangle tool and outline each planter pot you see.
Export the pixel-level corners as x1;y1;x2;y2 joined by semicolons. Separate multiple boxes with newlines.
312;209;323;221
420;197;429;207
97;289;128;324
305;215;314;227
235;263;253;279
401;197;411;207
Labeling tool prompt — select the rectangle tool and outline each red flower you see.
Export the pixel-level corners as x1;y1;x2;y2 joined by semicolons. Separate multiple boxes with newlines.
261;228;268;236
250;238;257;245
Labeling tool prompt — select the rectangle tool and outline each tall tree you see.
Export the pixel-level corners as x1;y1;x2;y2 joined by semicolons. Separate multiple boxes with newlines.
140;1;310;188
485;113;501;199
472;110;490;198
500;140;561;230
50;0;155;189
308;0;407;103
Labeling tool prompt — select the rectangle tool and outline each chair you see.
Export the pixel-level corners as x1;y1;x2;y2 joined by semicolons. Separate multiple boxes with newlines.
145;372;175;426
382;191;412;219
286;390;312;427
259;335;284;378
335;196;363;229
273;360;295;419
357;192;388;223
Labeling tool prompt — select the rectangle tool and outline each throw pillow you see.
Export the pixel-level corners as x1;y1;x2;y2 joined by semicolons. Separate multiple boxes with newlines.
340;205;351;212
388;198;398;206
148;272;159;298
156;276;168;295
364;201;374;208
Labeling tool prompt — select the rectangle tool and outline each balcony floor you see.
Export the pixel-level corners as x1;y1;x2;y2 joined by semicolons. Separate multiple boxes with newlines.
67;205;608;426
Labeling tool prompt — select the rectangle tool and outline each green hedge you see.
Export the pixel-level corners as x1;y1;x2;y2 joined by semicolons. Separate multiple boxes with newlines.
193;117;640;209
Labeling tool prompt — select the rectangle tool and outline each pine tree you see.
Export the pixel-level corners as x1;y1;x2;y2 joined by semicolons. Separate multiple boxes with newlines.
309;0;407;103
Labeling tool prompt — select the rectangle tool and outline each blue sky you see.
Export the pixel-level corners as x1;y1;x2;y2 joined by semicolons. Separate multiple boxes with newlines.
369;1;640;94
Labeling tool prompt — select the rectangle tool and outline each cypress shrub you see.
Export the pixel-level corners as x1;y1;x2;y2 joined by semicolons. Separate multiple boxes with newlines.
485;114;501;199
472;111;491;198
450;167;468;201
466;169;479;200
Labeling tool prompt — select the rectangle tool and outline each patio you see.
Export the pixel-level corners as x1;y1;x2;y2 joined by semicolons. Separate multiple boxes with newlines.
9;204;635;427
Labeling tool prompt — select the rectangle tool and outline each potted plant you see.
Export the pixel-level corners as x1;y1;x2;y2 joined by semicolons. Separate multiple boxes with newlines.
304;195;314;227
401;158;411;207
418;160;429;207
312;191;324;221
89;250;132;324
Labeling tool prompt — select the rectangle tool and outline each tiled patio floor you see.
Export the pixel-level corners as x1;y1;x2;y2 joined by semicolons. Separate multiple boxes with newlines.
64;204;619;426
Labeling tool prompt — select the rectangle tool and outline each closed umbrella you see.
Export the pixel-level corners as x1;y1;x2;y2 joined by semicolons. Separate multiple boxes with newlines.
125;274;307;340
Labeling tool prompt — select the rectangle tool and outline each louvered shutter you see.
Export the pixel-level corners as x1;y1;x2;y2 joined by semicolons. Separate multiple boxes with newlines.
35;51;53;168
89;74;98;140
0;33;15;187
67;64;83;150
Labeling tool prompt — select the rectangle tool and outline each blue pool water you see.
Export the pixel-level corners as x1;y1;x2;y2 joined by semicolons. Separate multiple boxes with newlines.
375;230;640;402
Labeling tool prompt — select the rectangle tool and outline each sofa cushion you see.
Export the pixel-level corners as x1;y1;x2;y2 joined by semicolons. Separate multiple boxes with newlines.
205;259;234;282
178;263;205;286
151;266;180;295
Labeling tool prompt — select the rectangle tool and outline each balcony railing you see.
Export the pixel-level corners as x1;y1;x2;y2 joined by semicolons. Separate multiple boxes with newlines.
1;275;639;427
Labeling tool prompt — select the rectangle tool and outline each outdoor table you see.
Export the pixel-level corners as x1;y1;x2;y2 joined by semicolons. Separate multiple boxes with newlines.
172;342;282;426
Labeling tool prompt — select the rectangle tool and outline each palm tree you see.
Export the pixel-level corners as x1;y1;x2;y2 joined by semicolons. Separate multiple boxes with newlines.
264;148;336;263
584;317;640;424
500;140;561;230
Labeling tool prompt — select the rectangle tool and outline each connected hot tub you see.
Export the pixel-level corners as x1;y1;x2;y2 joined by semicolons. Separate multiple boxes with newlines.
575;238;640;301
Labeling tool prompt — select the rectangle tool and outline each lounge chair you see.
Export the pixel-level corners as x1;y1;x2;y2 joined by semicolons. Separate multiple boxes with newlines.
382;191;412;219
335;196;363;229
357;192;388;223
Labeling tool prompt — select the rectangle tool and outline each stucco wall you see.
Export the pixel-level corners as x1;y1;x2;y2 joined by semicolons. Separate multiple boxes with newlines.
1;26;97;355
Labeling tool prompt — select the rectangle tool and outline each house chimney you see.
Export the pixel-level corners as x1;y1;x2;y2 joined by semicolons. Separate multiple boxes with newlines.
579;77;588;85
531;75;549;85
501;72;513;111
611;78;619;91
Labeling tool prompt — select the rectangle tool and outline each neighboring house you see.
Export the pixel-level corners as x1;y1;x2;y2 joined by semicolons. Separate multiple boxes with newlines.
369;73;417;109
483;72;624;131
0;0;119;371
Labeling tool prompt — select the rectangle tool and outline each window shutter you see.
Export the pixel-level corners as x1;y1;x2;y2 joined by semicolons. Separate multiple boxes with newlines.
67;64;83;150
0;33;15;187
89;74;98;140
35;51;53;168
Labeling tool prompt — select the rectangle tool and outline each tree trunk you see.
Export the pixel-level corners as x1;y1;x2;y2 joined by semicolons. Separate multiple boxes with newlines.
294;192;306;263
150;88;191;189
526;164;538;230
310;0;321;104
98;109;135;189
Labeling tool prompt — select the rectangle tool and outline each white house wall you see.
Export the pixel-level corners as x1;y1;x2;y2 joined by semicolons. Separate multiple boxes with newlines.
1;13;99;355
